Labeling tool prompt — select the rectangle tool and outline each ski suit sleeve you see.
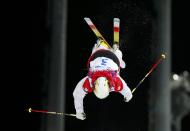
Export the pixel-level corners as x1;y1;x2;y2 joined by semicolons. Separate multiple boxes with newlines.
118;75;133;102
73;76;88;114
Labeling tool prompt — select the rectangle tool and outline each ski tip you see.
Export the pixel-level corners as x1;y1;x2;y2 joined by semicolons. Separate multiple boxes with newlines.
84;17;90;21
114;18;120;22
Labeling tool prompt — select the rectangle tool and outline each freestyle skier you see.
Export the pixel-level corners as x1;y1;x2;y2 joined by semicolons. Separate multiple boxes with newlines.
73;18;133;120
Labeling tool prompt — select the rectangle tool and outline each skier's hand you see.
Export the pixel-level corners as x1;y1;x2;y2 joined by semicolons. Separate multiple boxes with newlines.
124;94;132;102
76;112;86;120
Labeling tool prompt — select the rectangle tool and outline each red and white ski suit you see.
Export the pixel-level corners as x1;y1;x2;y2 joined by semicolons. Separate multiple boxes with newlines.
73;47;132;114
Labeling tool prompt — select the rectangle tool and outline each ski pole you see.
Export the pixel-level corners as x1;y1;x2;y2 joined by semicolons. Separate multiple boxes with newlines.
132;53;166;93
27;108;76;117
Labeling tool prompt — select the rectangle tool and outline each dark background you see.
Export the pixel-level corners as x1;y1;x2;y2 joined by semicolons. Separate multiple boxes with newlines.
24;0;190;131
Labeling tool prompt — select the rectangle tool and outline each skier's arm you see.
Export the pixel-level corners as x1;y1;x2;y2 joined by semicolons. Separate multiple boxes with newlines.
73;77;88;120
118;76;133;102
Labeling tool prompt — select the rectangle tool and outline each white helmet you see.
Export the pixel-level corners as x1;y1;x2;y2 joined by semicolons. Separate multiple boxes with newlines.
93;77;110;99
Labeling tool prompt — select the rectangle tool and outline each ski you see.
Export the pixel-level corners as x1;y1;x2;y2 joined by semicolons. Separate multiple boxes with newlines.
84;17;112;48
113;18;120;49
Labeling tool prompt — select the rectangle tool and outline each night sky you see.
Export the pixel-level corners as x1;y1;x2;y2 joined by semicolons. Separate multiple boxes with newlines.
26;0;190;131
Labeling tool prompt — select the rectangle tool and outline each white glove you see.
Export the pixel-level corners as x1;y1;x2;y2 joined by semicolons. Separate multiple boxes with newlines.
76;112;86;120
124;93;132;102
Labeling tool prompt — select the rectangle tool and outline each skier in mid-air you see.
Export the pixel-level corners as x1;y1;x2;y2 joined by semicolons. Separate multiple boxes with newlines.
73;18;133;120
